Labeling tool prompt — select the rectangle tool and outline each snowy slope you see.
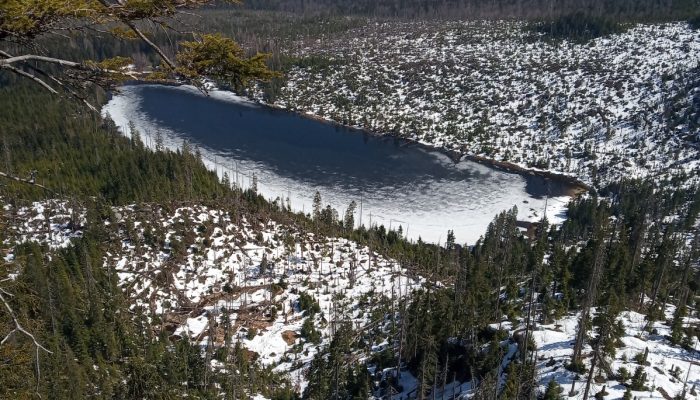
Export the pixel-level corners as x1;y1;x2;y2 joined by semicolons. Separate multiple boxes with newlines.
3;199;422;393
264;21;700;186
532;306;700;400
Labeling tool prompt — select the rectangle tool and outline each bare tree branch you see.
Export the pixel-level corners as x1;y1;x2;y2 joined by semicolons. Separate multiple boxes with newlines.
1;65;58;94
96;0;177;70
0;55;82;68
0;291;52;354
0;53;140;80
0;288;52;391
1;51;98;111
0;171;55;194
32;71;98;112
124;21;177;70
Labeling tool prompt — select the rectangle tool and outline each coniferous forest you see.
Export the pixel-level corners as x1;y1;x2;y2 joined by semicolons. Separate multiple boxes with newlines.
1;1;700;399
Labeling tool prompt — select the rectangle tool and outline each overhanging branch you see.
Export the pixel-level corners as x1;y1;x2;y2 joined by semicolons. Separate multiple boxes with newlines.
124;21;177;70
0;51;131;111
0;171;55;194
0;65;58;94
97;0;177;70
0;55;82;68
0;289;52;354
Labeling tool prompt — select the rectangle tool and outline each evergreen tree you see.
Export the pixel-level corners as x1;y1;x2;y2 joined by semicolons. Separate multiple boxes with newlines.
312;191;322;221
343;200;357;230
543;379;564;400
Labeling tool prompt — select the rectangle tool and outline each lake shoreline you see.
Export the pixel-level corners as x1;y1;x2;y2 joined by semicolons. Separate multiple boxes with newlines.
270;109;592;197
105;84;581;243
258;101;592;196
119;81;591;196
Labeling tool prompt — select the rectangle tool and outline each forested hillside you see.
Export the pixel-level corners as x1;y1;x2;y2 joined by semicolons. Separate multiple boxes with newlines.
260;20;700;187
2;2;700;399
241;0;699;21
0;81;300;398
3;76;700;398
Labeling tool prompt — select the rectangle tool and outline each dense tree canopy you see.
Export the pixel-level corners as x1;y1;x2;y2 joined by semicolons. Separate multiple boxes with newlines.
240;0;700;21
1;2;699;399
0;0;275;110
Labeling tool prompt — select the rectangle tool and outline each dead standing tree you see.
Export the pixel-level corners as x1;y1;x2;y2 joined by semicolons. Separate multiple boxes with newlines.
571;221;609;367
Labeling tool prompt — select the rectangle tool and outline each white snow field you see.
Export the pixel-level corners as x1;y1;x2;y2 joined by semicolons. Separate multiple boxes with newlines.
269;21;700;186
532;307;700;400
3;199;422;393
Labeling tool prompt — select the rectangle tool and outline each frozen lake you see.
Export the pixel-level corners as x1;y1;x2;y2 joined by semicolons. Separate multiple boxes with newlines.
103;84;574;244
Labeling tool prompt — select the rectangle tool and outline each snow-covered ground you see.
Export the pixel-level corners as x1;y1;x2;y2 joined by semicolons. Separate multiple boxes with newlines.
5;199;700;399
2;199;84;257
266;21;700;186
2;199;422;393
112;204;423;393
533;306;700;400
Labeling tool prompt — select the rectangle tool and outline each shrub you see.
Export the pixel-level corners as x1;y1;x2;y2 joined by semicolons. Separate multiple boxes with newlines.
633;348;649;365
533;12;625;41
594;386;609;400
566;360;587;373
298;292;321;315
301;318;321;344
617;366;630;384
623;387;632;400
543;379;564;400
246;327;258;340
630;366;649;391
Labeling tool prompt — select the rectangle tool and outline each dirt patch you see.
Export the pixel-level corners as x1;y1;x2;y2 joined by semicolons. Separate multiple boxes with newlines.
245;349;259;362
282;330;297;345
247;318;272;331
